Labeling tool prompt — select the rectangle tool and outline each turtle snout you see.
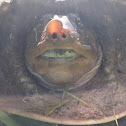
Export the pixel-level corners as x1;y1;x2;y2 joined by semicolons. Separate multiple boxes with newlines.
46;19;69;42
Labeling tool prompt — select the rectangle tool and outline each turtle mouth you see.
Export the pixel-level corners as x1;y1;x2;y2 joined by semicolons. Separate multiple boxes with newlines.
37;49;80;62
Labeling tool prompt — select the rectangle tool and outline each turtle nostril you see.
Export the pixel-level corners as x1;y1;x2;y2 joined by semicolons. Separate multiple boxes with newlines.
62;33;66;38
52;33;57;39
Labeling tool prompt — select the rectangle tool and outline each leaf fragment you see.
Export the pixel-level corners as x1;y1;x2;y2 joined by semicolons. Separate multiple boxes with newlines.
65;91;92;108
0;110;20;126
45;99;70;116
113;110;119;126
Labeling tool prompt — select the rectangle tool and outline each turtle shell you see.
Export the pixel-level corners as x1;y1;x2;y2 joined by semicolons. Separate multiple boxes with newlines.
0;0;126;125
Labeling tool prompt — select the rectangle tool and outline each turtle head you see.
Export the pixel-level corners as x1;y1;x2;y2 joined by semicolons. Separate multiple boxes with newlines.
25;15;102;90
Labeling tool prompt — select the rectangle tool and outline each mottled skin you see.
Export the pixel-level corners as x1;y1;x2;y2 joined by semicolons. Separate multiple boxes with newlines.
0;0;126;125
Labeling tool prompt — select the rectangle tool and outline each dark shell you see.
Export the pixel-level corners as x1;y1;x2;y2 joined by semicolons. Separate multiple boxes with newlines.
0;0;126;125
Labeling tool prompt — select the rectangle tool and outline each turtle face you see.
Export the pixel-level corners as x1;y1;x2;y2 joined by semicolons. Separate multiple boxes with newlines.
25;15;102;90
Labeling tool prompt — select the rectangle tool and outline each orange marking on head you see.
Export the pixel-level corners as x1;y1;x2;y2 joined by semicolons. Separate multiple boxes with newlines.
47;20;63;35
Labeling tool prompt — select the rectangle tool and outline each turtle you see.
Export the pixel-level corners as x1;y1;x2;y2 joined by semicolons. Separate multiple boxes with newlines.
0;0;126;125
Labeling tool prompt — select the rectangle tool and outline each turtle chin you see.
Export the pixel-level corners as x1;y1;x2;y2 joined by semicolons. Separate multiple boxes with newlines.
42;71;76;85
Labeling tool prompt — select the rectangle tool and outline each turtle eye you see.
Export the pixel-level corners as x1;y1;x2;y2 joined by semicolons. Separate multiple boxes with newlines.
75;17;84;29
75;17;81;25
